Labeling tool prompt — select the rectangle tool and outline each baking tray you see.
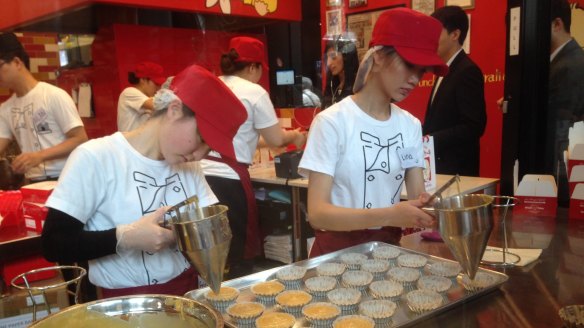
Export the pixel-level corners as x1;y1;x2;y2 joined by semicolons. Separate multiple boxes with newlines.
185;241;508;327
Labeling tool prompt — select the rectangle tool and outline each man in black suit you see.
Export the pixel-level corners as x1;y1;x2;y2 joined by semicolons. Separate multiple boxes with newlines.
547;0;584;205
423;6;486;177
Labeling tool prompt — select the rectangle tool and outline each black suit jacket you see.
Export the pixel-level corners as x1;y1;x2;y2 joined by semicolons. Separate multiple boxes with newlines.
423;51;486;176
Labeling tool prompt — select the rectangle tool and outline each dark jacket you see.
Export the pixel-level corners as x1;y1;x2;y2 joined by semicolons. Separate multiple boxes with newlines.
423;51;486;177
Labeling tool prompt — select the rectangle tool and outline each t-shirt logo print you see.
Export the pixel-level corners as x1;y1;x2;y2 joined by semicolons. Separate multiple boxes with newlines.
361;132;405;208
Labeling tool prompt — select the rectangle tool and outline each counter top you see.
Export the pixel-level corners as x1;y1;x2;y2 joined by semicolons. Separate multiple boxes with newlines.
399;208;584;327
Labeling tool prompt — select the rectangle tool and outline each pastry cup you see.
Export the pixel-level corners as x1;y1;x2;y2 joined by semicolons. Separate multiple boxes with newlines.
368;280;404;301
559;305;584;328
406;289;443;313
251;280;286;303
255;312;296;328
358;299;397;325
427;261;462;278
397;254;428;270
275;290;313;313
387;267;421;287
341;270;373;292
276;265;307;289
332;315;375;328
339;253;368;270
305;276;338;298
360;259;390;280
302;302;342;327
226;301;265;325
417;275;453;293
204;286;239;311
327;288;362;313
459;272;498;292
372;245;401;262
316;262;347;280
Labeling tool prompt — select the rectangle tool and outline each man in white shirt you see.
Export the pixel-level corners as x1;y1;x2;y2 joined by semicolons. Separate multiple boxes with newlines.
0;32;87;181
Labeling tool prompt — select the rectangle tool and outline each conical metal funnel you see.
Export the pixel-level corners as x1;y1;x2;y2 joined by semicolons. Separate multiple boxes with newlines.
435;194;494;279
169;204;232;294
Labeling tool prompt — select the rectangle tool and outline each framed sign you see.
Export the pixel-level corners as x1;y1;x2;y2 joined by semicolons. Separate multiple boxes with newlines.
445;0;474;10
326;9;343;36
346;5;404;60
349;0;367;8
327;0;342;7
411;0;435;15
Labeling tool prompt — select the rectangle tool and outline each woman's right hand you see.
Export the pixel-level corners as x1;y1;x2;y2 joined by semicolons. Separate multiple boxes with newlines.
389;199;436;229
116;206;175;253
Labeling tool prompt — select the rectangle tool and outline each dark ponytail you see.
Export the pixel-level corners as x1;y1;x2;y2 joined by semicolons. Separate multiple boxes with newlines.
220;49;252;75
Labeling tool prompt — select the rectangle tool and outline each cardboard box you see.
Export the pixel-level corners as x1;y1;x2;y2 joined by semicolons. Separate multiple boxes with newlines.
2;256;57;289
515;175;557;217
569;164;584;197
22;202;48;234
569;183;584;219
0;191;23;229
19;181;57;204
0;276;69;327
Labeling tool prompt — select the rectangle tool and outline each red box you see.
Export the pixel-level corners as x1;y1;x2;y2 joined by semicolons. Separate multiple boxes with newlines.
515;175;557;217
22;202;48;234
2;256;56;288
515;195;557;217
0;191;23;229
568;144;584;180
19;181;57;204
569;183;584;220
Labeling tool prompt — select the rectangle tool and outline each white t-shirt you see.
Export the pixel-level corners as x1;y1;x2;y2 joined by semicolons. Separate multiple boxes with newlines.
46;132;218;289
299;97;424;209
117;87;150;132
200;75;279;179
0;82;84;179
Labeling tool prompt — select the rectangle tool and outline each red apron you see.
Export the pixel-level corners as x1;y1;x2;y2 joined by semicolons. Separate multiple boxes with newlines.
100;267;197;299
205;156;261;259
309;227;402;258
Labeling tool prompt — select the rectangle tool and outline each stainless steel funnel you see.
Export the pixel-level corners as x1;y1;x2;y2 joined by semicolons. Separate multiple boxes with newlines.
434;194;494;279
169;204;232;294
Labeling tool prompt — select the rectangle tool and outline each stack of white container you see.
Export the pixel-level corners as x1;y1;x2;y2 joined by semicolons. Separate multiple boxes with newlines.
263;234;293;264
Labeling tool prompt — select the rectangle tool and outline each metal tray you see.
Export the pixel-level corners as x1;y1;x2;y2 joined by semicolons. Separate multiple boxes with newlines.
185;242;508;327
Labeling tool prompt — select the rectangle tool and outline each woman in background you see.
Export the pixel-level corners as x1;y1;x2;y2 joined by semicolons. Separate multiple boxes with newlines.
322;37;360;109
201;36;306;279
117;61;166;132
299;8;447;257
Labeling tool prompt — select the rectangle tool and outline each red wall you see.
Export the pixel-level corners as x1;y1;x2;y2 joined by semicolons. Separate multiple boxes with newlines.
55;24;267;139
319;0;507;180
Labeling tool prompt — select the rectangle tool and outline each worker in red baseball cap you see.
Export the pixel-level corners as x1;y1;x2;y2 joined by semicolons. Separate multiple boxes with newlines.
117;61;166;132
299;8;446;257
200;36;306;278
42;64;247;298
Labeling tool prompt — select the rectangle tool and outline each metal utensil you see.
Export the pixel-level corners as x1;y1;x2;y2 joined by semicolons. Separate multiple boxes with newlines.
426;174;461;205
163;195;200;227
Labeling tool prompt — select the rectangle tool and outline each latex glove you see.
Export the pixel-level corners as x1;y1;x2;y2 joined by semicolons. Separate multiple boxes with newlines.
116;206;175;253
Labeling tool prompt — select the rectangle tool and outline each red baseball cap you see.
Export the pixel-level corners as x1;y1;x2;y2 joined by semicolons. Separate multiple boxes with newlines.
369;8;448;76
170;65;247;161
229;36;268;70
134;61;166;85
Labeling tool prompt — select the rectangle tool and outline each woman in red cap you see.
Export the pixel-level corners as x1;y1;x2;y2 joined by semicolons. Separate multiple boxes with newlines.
117;61;166;132
42;65;247;298
200;36;306;278
299;8;448;257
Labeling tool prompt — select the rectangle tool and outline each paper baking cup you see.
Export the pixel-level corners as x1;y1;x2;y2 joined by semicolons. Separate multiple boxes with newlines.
387;267;421;287
327;288;362;313
417;275;453;293
204;286;239;311
339;253;368;270
226;301;265;325
372;245;401;261
332;315;375;328
428;261;462;278
460;272;498;292
255;312;296;328
397;254;428;269
305;276;337;297
250;280;285;303
275;290;313;314
559;305;584;328
406;290;443;313
368;280;404;301
360;259;390;280
276;265;307;289
317;262;347;280
358;299;397;325
341;270;373;292
302;302;341;327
